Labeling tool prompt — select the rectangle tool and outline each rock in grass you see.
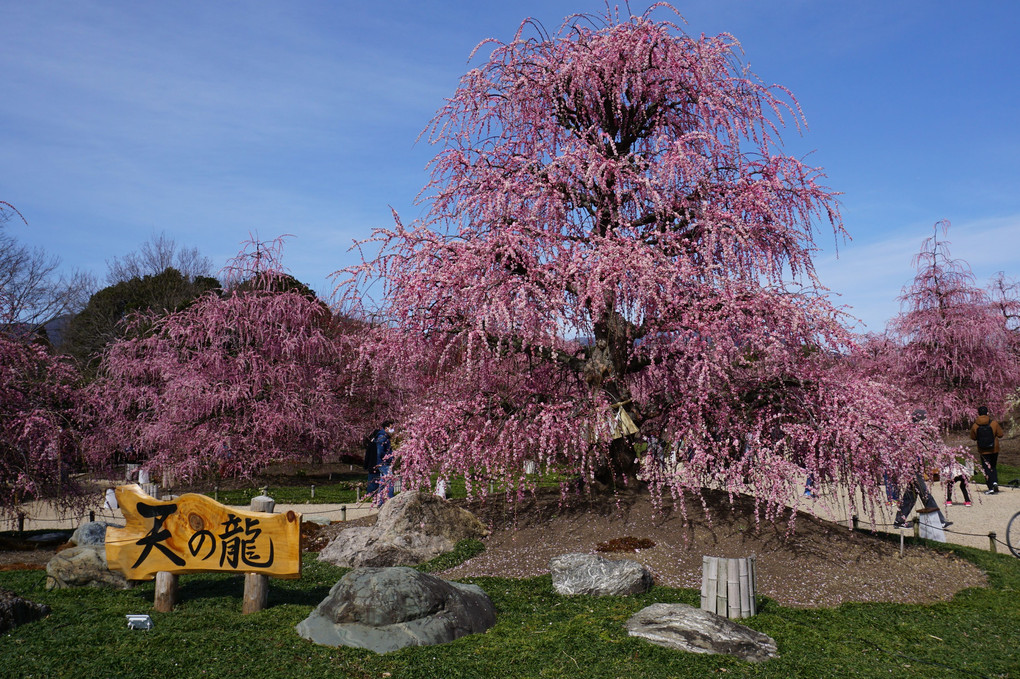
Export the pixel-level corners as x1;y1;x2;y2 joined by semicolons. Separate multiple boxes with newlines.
296;567;496;653
318;491;489;568
70;521;113;547
0;587;50;633
625;603;778;663
548;552;653;596
45;545;132;590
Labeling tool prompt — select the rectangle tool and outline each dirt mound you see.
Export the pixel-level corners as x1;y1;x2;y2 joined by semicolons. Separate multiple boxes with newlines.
441;487;987;608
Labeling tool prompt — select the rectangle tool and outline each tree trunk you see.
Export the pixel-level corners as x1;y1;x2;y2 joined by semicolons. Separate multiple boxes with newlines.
594;436;640;488
587;307;643;488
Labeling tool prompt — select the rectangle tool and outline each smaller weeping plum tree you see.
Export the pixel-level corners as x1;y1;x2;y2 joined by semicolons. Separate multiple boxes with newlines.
84;237;369;483
0;334;84;516
988;272;1020;337
337;6;954;523
987;272;1020;422
891;220;1020;428
1;201;90;515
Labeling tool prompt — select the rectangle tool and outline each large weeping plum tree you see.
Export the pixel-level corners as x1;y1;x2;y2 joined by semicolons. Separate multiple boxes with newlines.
84;238;369;484
891;221;1020;428
338;6;951;519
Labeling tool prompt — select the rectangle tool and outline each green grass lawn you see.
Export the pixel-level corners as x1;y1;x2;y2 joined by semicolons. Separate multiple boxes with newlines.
973;461;1020;488
2;538;1018;678
204;471;575;506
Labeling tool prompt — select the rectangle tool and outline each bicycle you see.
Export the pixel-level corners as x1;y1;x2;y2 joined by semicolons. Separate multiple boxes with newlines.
1009;509;1020;558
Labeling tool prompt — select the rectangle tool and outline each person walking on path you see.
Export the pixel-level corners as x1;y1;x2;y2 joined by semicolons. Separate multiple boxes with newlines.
894;409;950;529
894;472;950;529
969;406;1005;495
364;420;396;505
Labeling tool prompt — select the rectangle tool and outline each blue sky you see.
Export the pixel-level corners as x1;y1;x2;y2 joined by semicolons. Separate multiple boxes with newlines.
2;0;1018;333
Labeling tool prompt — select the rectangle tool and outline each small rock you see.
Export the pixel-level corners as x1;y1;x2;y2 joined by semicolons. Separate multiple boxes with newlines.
70;521;111;547
0;587;50;633
548;552;653;596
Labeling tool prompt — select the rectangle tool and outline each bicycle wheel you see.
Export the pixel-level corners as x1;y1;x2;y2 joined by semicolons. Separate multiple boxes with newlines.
1008;511;1020;558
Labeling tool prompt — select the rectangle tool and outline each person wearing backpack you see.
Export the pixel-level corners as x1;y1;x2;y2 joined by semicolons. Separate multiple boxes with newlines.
969;406;1005;494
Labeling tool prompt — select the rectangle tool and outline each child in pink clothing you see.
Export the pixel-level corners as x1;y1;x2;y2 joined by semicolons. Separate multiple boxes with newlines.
942;458;973;506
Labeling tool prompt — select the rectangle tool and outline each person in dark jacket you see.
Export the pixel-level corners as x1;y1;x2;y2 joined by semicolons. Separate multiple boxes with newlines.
364;420;395;504
969;406;1005;494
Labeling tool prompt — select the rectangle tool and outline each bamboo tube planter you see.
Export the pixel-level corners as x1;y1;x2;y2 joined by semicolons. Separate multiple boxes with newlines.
701;555;757;619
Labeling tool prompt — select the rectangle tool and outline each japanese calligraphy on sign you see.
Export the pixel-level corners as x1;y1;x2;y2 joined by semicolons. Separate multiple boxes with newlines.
105;484;301;581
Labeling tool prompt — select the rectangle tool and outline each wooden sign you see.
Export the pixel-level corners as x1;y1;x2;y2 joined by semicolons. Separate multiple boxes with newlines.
106;484;301;581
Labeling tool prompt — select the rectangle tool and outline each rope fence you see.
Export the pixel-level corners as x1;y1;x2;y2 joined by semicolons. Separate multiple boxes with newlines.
5;480;1019;558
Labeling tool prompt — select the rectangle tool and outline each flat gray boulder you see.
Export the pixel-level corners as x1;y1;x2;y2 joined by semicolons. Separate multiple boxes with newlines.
319;491;489;568
296;567;496;653
626;603;778;663
46;545;132;590
0;587;50;633
549;552;653;596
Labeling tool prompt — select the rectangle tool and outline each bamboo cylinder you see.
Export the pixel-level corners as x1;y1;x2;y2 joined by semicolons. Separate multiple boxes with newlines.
701;555;757;619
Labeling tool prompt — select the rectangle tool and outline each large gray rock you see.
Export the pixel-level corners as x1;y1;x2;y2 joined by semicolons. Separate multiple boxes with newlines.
549;552;653;596
374;490;489;543
0;587;50;633
318;491;489;568
320;527;454;568
45;545;132;590
296;567;496;653
625;603;778;663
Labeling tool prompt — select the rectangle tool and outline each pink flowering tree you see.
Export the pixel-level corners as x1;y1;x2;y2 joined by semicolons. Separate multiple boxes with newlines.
987;272;1020;420
337;7;951;520
1;201;90;515
84;238;370;484
0;334;85;516
988;272;1020;339
890;221;1020;428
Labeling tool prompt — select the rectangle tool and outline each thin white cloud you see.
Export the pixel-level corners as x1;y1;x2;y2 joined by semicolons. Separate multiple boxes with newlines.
815;215;1020;333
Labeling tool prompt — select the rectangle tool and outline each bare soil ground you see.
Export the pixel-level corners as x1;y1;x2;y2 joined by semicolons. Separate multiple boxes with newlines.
438;487;987;608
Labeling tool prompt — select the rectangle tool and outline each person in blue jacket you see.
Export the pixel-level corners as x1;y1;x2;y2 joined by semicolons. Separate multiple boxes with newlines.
364;420;395;504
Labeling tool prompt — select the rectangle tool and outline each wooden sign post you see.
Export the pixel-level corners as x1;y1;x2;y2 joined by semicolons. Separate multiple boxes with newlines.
106;484;301;612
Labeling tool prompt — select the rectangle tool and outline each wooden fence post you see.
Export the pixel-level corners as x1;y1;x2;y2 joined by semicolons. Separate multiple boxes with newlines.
242;495;275;614
154;571;179;612
989;532;997;554
701;555;756;619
